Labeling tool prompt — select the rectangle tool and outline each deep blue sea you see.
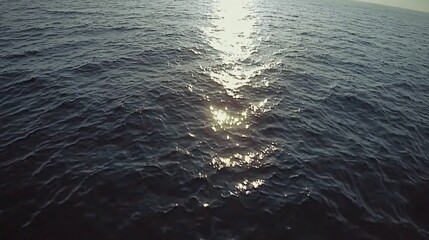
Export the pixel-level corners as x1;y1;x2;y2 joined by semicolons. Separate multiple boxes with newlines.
1;0;429;239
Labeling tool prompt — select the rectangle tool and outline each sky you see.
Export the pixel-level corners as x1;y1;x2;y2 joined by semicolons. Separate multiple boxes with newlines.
357;0;429;12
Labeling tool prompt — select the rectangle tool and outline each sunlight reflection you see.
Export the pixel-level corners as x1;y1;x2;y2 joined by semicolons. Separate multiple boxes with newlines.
209;0;255;62
235;179;265;194
211;144;277;169
210;105;248;131
209;98;271;132
204;0;259;96
203;0;278;177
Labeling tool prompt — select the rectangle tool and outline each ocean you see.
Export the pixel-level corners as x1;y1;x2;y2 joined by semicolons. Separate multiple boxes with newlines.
1;0;428;239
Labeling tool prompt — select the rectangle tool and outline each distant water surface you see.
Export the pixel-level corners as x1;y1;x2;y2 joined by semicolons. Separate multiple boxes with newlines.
1;0;429;239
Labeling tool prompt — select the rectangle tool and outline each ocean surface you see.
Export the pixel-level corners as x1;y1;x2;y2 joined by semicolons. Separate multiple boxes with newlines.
1;0;428;239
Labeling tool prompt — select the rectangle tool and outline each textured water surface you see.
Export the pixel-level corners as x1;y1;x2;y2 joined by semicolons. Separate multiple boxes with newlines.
1;0;429;239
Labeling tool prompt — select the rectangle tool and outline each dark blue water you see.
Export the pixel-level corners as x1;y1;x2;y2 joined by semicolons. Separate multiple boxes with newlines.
1;0;429;239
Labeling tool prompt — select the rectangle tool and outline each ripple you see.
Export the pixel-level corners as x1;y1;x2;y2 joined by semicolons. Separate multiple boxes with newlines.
1;0;429;239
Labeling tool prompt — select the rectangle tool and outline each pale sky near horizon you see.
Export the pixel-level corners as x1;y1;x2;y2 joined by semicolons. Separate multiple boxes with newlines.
357;0;429;13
